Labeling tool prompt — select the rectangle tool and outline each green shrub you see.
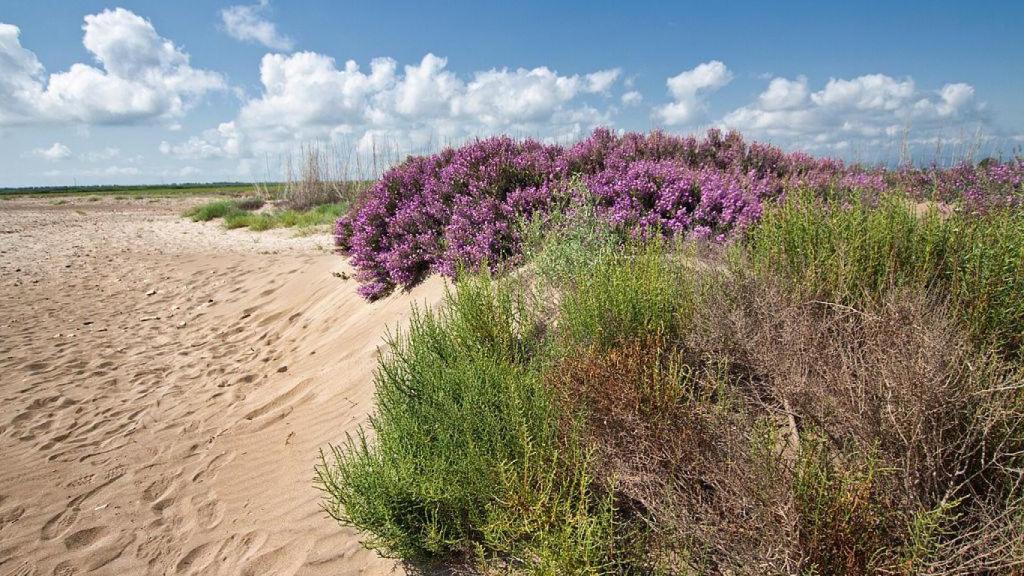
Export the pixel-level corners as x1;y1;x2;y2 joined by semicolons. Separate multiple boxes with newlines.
233;196;265;211
222;211;255;229
481;438;634;575
320;188;1024;574
185;199;238;221
316;274;561;561
743;190;1024;352
792;433;894;575
558;241;691;351
522;200;621;293
317;272;641;573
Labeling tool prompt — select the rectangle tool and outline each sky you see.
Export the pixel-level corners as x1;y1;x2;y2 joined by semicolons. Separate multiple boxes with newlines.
1;0;1022;187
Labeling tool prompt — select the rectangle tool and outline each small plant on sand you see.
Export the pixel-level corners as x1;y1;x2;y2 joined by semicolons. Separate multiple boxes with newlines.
185;199;242;222
185;196;346;233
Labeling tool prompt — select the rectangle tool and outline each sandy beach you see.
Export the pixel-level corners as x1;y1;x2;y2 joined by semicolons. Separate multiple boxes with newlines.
0;197;444;575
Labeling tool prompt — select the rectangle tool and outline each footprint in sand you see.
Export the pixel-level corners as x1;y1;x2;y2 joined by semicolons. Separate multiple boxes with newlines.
51;561;77;576
191;450;234;483
152;494;177;514
242;380;314;423
135;535;170;566
84;534;136;571
142;475;175;503
22;360;49;374
103;464;127;481
2;561;36;576
42;472;124;541
0;504;26;530
239;540;311;576
0;545;17;567
41;505;79;541
175;541;219;574
64;526;109;551
216;530;269;568
235;373;257;386
66;473;94;489
134;518;175;565
194;499;224;530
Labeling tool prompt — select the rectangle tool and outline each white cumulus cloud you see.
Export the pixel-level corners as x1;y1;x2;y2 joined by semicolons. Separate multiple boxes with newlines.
163;52;619;162
240;52;396;133
0;23;46;125
722;73;985;153
810;74;915;111
160;121;243;159
584;68;621;94
757;76;808;110
32;142;72;161
220;0;294;51
390;54;462;117
655;60;733;126
454;66;584;126
0;9;224;127
621;90;643;106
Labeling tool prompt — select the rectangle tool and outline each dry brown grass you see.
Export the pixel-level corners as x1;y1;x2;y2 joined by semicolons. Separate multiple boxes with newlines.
281;142;370;210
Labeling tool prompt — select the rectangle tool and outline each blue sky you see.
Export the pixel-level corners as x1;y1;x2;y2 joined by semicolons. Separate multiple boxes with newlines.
1;0;1021;186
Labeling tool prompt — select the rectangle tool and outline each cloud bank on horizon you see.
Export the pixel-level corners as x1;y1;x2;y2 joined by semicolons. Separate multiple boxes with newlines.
0;2;1018;186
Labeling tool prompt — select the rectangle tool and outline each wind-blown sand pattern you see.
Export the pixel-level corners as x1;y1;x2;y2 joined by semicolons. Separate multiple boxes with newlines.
0;197;444;575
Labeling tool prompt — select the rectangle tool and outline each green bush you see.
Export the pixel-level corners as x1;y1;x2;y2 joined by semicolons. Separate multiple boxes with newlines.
522;200;621;293
185;199;239;222
558;241;692;351
233;196;265;211
316;274;561;561
792;433;894;575
743;190;1024;352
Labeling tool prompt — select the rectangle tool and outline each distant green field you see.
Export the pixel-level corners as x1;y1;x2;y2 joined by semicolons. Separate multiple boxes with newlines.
0;182;285;199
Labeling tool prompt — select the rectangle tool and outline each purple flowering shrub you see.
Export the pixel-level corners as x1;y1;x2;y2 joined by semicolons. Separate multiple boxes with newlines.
338;138;560;299
338;128;1023;299
887;158;1024;211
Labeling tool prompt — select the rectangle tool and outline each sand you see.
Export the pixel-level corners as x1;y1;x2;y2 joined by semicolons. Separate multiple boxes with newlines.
0;197;445;575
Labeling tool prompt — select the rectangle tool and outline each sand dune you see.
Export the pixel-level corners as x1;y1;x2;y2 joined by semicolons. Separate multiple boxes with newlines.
0;197;445;575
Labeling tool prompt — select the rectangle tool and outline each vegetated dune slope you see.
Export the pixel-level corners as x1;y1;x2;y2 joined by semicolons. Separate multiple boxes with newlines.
0;198;444;575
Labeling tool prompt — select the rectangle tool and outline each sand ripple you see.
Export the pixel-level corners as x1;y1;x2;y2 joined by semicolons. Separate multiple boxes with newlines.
0;197;444;575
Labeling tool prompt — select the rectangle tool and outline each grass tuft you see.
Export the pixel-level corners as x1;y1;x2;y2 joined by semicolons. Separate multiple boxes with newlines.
558;241;691;351
185;199;345;232
185;200;238;222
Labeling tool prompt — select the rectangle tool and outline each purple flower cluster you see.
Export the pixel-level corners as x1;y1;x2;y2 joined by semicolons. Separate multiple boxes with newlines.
888;159;1024;211
337;137;560;299
337;128;1023;299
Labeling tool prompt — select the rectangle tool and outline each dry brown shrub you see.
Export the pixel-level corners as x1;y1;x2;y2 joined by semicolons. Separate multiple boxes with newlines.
548;336;793;573
551;274;1024;575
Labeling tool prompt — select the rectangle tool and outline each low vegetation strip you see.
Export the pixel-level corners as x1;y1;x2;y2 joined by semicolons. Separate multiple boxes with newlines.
181;158;370;233
0;182;281;199
185;198;346;232
317;130;1024;575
